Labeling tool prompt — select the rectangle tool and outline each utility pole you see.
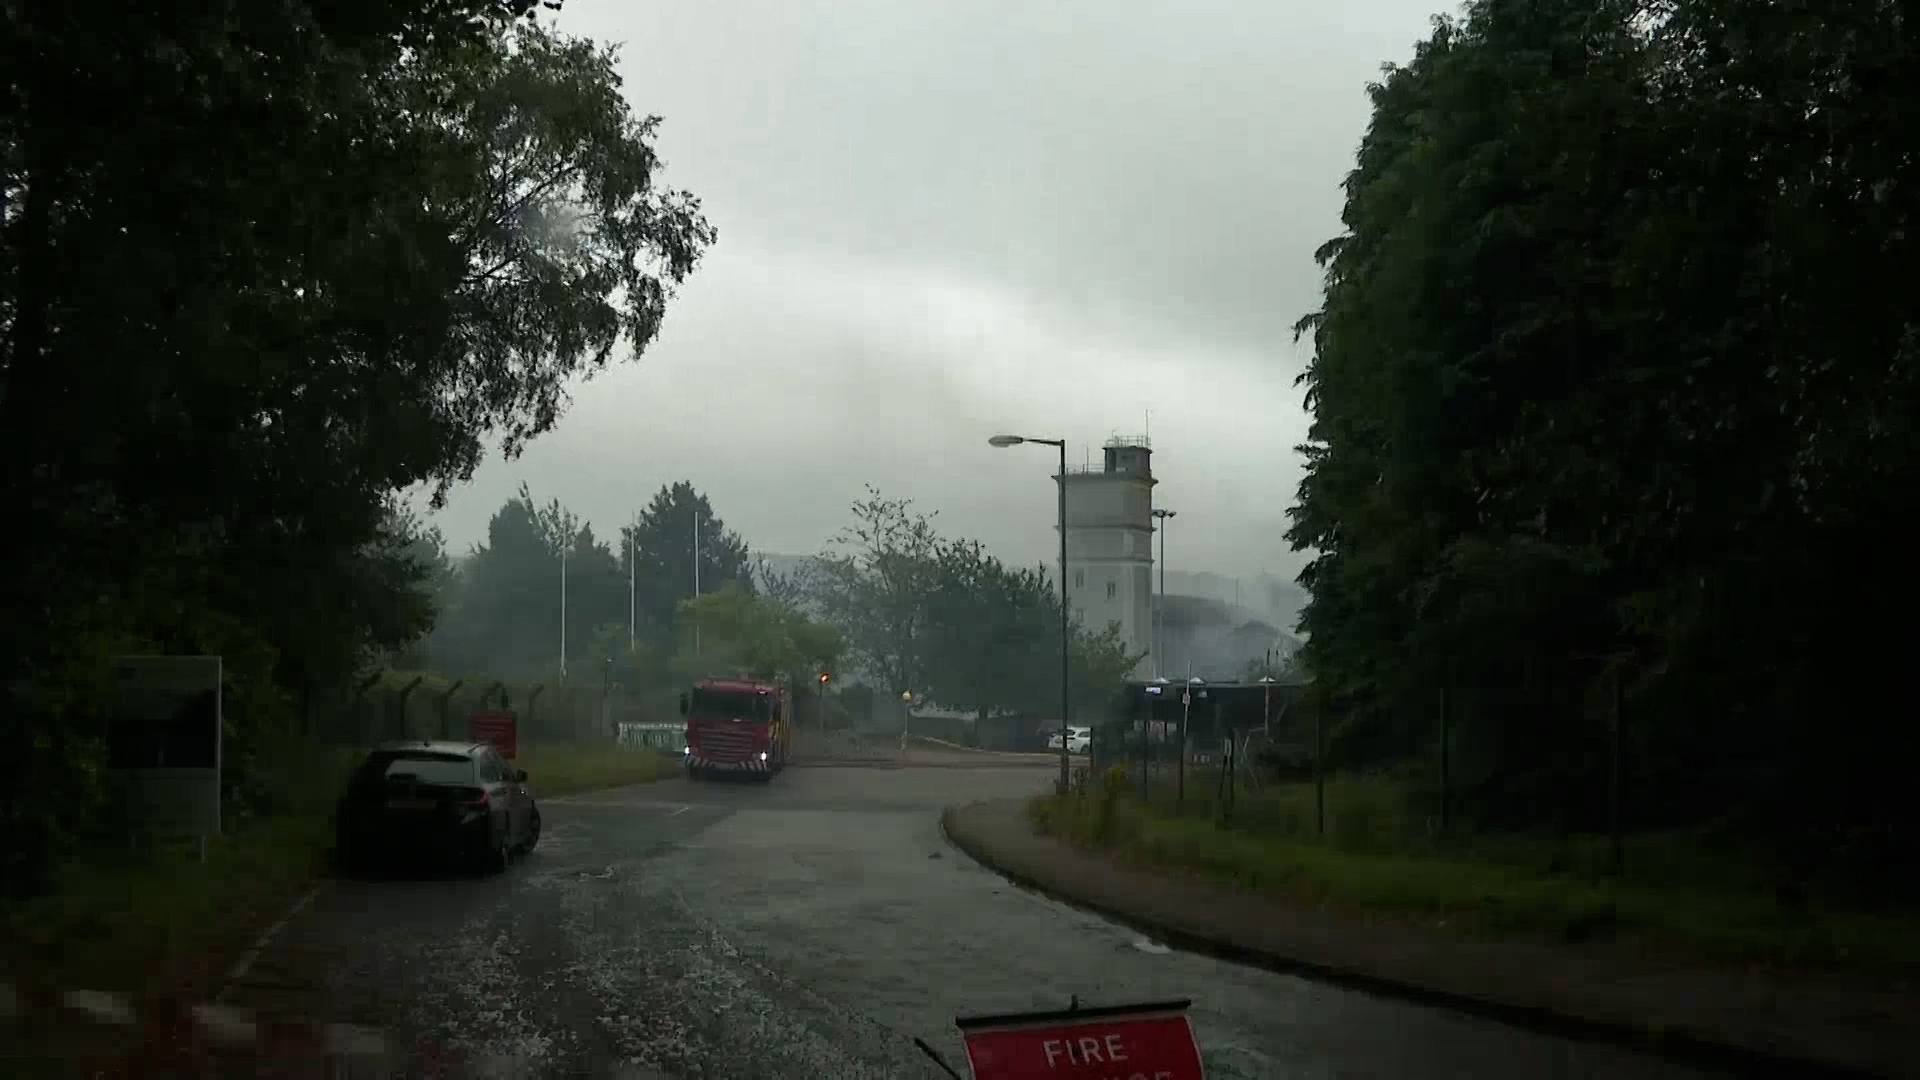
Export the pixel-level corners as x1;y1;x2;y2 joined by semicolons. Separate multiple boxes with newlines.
1057;438;1069;795
628;512;637;650
692;509;702;656
1151;508;1176;678
559;546;568;683
987;433;1072;795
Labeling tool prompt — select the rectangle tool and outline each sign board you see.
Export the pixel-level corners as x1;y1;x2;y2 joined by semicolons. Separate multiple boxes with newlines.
957;1000;1204;1080
107;655;222;837
469;710;519;759
617;721;687;754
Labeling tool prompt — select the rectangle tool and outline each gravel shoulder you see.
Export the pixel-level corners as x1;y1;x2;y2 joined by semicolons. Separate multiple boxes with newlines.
942;797;1917;1079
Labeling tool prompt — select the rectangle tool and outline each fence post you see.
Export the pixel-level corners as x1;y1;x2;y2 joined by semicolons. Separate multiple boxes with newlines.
1314;700;1326;836
395;675;425;740
437;679;465;740
1438;684;1451;834
351;672;382;745
1177;694;1189;809
1609;672;1624;875
1139;711;1150;804
1225;729;1236;824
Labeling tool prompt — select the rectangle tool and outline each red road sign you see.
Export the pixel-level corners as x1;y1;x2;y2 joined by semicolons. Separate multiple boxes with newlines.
469;710;518;759
957;1000;1204;1080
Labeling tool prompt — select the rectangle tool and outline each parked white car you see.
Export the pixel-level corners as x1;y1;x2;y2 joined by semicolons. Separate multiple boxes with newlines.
1047;725;1092;754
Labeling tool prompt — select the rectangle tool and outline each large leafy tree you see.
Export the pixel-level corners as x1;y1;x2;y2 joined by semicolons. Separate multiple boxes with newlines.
0;2;713;889
430;484;625;680
814;489;1141;726
671;583;842;686
619;481;755;648
1290;0;1920;879
811;487;944;695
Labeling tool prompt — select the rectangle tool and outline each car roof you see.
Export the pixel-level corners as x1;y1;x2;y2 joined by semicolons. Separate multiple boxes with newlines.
371;739;490;757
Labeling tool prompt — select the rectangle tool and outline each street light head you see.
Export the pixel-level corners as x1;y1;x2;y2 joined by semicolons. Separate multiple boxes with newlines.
901;690;914;702
987;434;1025;447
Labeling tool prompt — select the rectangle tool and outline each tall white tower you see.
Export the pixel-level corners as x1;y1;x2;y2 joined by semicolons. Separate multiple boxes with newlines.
1059;435;1156;679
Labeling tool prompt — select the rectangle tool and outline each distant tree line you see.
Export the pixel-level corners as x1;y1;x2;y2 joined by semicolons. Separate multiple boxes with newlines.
417;482;1139;738
1290;0;1917;896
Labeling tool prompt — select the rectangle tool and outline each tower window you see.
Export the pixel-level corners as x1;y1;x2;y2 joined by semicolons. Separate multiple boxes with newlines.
1106;582;1117;600
1074;570;1085;587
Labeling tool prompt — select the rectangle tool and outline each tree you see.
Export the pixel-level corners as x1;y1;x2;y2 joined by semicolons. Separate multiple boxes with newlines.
813;489;1143;730
670;583;842;685
2;3;714;890
430;484;625;681
810;487;943;695
1290;0;1920;886
619;482;754;649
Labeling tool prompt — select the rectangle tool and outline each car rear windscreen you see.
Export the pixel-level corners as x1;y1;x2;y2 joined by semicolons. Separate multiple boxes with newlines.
372;753;475;785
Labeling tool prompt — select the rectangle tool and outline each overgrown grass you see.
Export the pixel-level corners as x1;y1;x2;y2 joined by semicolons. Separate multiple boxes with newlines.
1033;767;1920;977
1;739;673;996
517;742;678;795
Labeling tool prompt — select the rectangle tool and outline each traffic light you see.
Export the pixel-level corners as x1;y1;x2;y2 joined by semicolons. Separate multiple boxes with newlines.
817;671;832;686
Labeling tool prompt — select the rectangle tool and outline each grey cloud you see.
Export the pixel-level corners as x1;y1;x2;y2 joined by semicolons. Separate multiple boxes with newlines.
434;0;1446;586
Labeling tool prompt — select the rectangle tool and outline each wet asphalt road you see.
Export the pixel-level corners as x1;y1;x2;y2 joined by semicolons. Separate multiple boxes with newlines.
224;764;1726;1079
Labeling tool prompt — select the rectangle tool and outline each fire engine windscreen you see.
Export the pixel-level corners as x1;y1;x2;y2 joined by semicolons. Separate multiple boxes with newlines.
688;689;772;721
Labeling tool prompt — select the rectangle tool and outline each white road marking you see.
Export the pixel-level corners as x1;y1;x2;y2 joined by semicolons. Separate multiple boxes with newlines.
548;798;694;810
216;884;322;1002
62;989;137;1026
669;805;691;817
193;1003;258;1046
324;1022;390;1056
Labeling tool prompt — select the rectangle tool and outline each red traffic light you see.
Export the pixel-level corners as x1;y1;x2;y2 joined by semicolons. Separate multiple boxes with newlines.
818;672;832;685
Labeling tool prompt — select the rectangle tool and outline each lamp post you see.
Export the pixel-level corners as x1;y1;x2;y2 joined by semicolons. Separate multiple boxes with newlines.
990;433;1071;795
692;510;702;656
1151;508;1176;678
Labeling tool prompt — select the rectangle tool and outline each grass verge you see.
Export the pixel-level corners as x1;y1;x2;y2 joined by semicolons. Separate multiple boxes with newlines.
1;741;673;997
516;741;678;795
1031;772;1920;979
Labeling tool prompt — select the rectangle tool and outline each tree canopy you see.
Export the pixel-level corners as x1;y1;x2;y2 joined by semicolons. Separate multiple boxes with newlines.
1289;0;1919;886
811;487;1140;725
620;481;755;650
0;2;712;890
426;481;756;683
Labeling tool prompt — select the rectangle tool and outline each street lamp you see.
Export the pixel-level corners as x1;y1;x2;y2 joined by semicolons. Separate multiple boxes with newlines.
1151;508;1176;678
989;433;1072;795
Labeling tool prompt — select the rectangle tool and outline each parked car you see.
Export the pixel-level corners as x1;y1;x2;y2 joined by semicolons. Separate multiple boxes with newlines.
1047;725;1093;754
334;740;540;874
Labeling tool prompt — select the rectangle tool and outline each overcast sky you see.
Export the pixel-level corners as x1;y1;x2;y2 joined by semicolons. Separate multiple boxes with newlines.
428;0;1446;582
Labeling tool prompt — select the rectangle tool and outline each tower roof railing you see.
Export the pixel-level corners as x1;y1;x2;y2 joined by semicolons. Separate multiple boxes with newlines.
1105;434;1152;449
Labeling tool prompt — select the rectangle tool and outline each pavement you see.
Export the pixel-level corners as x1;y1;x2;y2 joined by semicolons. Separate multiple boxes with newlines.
944;798;1918;1079
29;764;1763;1077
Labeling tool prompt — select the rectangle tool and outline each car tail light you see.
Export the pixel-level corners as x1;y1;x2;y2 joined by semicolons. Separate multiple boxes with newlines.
458;787;489;809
